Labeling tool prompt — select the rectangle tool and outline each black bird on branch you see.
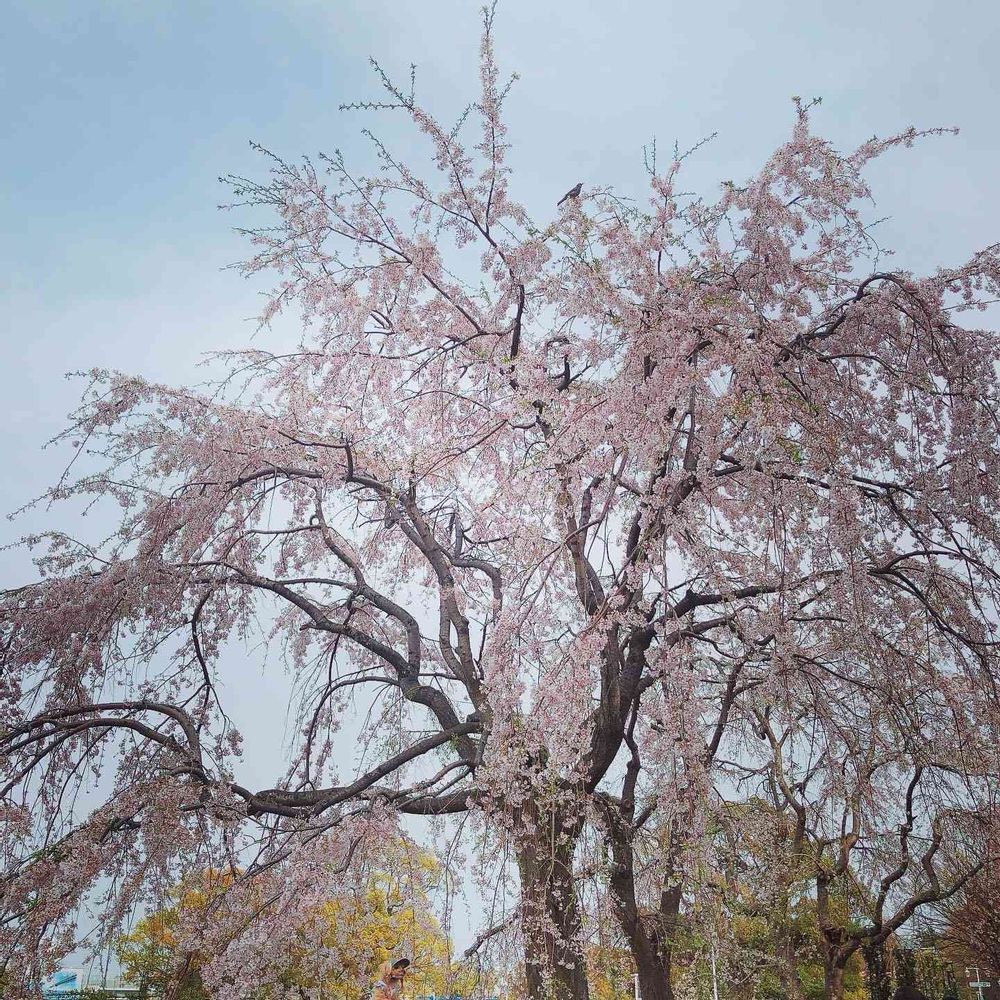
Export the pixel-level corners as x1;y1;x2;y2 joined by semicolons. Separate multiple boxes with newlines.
557;182;582;206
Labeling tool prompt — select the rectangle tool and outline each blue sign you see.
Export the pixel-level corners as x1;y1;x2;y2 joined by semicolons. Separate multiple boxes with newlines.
42;969;81;995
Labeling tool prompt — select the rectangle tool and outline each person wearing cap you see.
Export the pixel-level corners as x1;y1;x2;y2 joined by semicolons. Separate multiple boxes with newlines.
372;957;411;1000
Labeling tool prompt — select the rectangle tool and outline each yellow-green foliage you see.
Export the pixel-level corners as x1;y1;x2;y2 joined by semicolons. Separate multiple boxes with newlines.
586;944;635;1000
117;846;487;1000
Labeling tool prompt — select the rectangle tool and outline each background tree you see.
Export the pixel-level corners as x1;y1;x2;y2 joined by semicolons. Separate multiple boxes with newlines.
748;706;994;1000
117;844;483;1000
939;845;1000;974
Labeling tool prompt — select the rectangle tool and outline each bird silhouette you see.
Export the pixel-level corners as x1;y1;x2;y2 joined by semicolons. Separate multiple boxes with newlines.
557;182;582;206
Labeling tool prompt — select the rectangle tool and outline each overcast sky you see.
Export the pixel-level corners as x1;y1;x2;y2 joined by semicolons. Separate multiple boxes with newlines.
4;0;999;550
3;0;999;969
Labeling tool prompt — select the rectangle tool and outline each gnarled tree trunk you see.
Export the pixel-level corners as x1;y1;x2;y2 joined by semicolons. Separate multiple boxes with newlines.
824;962;847;1000
598;756;680;1000
515;800;590;1000
816;870;852;1000
863;939;891;1000
773;888;805;1000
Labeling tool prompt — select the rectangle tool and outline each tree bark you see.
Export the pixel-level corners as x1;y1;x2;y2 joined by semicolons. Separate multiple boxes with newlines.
515;801;590;1000
769;809;806;1000
863;940;891;1000
824;962;846;1000
599;764;679;1000
607;842;678;1000
773;890;804;1000
816;872;850;1000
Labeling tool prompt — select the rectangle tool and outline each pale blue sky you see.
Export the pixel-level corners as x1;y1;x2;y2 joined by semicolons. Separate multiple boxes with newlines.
3;0;999;540
2;0;999;966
